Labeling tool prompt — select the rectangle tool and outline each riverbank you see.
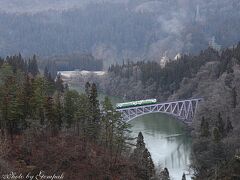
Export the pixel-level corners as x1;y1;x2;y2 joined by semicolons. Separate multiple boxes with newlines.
68;82;193;180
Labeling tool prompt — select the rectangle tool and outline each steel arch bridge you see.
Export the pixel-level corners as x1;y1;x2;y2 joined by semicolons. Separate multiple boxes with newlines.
116;98;203;124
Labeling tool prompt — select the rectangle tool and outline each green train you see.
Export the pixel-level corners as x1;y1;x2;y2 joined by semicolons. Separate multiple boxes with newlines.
116;99;157;109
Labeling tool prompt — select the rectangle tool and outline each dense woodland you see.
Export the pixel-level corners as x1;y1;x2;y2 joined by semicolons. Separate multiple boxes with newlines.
39;53;103;78
0;54;162;180
1;48;240;179
0;0;239;61
99;43;240;179
0;1;239;179
101;47;219;100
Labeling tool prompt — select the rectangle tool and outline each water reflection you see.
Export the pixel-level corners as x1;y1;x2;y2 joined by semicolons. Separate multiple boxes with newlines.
130;113;192;180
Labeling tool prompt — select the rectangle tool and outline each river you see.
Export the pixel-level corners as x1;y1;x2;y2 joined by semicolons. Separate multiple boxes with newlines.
71;84;192;180
130;114;192;180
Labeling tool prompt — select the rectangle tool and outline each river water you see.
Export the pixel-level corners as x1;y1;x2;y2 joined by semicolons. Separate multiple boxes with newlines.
71;84;192;180
130;114;192;180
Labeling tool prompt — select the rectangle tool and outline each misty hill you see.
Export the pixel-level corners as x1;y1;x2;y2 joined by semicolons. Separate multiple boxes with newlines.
0;0;239;63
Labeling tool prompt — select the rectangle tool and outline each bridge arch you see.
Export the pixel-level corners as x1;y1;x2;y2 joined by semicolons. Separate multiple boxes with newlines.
116;98;203;124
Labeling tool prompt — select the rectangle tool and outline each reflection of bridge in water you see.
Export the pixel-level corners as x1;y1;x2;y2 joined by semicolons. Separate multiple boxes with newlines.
116;98;203;124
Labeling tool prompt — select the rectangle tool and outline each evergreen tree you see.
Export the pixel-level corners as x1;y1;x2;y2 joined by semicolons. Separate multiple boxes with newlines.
0;70;25;142
64;83;69;91
63;90;79;128
44;66;49;79
54;92;63;130
55;73;64;93
212;127;221;143
182;173;186;180
46;75;56;96
216;112;225;137
200;117;210;137
22;75;33;119
102;97;115;148
232;86;237;108
131;132;155;179
28;55;39;76
74;94;90;137
30;76;47;124
159;168;170;180
85;82;91;97
14;76;26;130
0;64;15;138
225;117;233;134
88;83;100;141
44;96;58;135
101;96;131;161
142;148;155;178
136;131;145;149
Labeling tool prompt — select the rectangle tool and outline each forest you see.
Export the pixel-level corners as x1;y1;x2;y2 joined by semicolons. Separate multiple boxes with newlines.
0;1;239;179
39;53;103;78
0;44;240;180
0;0;240;62
101;47;219;100
99;43;240;179
0;54;164;179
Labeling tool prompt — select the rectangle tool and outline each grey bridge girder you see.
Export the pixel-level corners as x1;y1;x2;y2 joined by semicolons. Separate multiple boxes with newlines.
116;98;203;123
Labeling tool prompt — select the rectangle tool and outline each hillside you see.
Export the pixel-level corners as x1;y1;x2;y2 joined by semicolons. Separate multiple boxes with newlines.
0;54;159;180
0;0;239;64
98;43;240;179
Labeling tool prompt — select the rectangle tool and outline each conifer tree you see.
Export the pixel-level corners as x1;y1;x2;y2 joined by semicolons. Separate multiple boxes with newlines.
212;127;221;143
102;96;132;164
88;83;100;141
182;173;186;180
232;86;237;108
30;76;47;124
55;73;64;93
131;132;155;179
44;96;58;135
216;112;225;137
200;117;210;137
142;148;155;178
22;74;34;121
0;71;25;142
0;64;14;137
136;131;145;149
44;66;50;79
225;117;233;134
102;97;114;148
159;168;170;180
28;55;39;77
63;90;79;128
85;82;91;97
74;94;90;137
54;92;63;130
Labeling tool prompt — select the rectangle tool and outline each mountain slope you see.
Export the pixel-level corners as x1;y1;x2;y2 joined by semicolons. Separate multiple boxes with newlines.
0;0;239;63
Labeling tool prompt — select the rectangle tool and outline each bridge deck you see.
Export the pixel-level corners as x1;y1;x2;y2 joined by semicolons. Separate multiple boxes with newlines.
116;98;203;123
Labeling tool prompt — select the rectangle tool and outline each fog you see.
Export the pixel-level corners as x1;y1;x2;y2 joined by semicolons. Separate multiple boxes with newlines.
0;0;239;63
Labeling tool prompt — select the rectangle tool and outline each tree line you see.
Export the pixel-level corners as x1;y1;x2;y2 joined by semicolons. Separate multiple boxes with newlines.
0;0;240;61
99;43;240;179
101;43;240;102
101;47;219;100
0;54;161;180
39;53;103;79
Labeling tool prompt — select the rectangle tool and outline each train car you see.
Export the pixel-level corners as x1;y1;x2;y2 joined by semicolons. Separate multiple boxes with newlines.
116;99;157;109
